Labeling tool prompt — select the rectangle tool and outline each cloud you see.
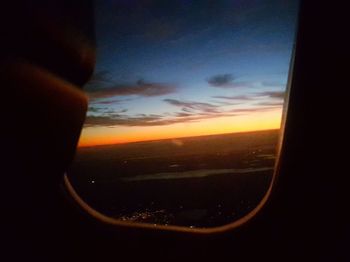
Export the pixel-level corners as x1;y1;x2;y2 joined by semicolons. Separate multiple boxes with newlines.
84;97;237;127
163;99;219;113
213;91;285;101
230;105;281;114
207;74;234;87
84;113;232;127
175;112;193;117
255;101;284;106
90;99;128;105
104;108;128;114
85;115;163;127
88;107;102;113
182;107;193;113
84;105;281;128
84;104;281;128
87;107;128;116
212;95;255;101
256;91;285;99
212;100;240;106
207;74;252;88
88;79;177;100
84;96;282;128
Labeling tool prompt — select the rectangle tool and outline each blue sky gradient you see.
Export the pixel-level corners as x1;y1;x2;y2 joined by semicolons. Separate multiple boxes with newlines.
79;0;299;146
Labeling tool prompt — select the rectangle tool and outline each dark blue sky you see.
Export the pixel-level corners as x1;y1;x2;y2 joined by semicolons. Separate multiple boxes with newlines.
79;0;299;146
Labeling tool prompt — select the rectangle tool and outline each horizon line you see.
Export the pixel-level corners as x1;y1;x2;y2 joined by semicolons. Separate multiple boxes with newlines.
78;128;280;149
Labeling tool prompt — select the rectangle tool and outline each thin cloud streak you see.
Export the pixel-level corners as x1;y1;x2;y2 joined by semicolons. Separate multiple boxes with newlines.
87;79;177;100
255;101;284;106
230;105;282;114
256;91;285;99
164;99;220;113
90;99;128;105
213;91;285;101
84;111;238;127
84;103;281;128
207;73;252;88
86;91;285;127
212;95;255;101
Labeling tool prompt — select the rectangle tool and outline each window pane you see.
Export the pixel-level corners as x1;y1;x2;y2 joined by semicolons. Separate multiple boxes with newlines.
68;0;299;228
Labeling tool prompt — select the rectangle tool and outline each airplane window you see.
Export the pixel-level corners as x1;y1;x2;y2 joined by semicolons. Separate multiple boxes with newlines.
67;0;299;230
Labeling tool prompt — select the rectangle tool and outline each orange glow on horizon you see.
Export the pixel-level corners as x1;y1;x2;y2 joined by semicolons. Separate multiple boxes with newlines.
78;109;282;147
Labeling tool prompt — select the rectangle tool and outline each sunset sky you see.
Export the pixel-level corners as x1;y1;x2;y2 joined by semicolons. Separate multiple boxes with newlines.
78;0;298;147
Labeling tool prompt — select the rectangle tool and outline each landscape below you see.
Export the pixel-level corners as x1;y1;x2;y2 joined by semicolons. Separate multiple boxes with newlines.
68;129;279;228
